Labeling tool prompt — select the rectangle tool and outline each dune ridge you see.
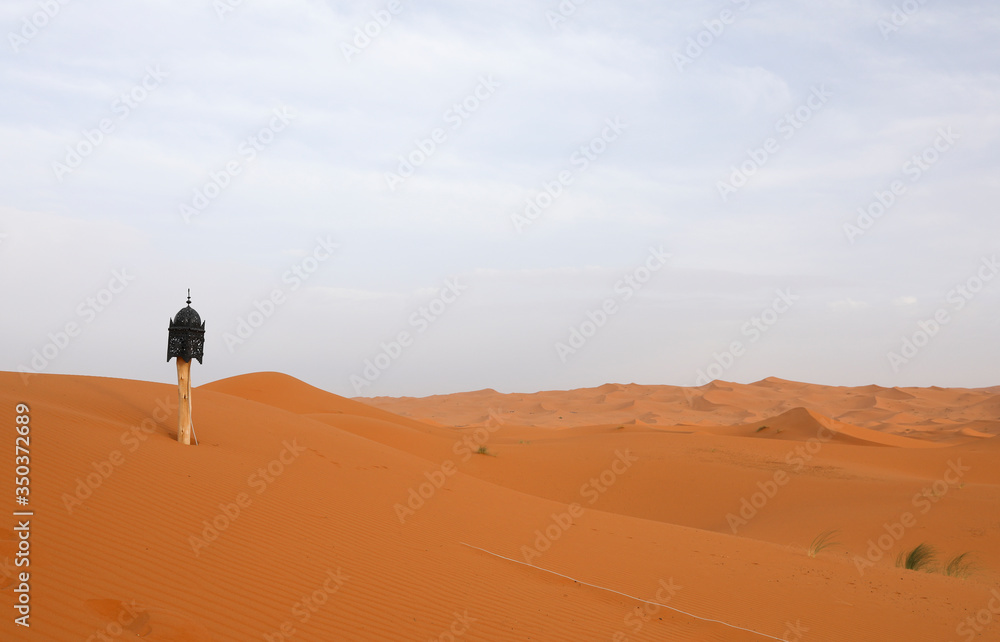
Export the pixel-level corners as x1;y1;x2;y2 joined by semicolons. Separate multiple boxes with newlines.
360;379;1000;444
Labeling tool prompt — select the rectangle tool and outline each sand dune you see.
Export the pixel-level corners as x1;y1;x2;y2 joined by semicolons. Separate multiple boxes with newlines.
2;371;998;641
363;379;1000;444
701;406;943;448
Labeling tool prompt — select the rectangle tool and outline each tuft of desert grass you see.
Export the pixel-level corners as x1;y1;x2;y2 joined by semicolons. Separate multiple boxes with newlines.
943;552;977;578
808;529;841;558
896;543;937;572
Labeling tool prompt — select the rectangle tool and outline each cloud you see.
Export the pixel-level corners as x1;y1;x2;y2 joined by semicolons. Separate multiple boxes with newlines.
2;0;999;394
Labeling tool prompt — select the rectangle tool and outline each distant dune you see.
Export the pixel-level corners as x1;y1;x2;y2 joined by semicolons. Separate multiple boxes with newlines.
360;377;1000;443
2;371;998;641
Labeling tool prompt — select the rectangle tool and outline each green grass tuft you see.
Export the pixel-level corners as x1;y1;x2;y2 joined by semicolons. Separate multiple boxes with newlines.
944;552;977;578
755;425;769;433
896;543;937;572
808;529;841;558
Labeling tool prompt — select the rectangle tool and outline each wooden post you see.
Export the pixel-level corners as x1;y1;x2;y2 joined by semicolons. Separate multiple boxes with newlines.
177;358;192;445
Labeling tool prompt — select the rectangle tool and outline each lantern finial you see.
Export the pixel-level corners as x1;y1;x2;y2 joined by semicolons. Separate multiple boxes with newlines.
187;288;191;305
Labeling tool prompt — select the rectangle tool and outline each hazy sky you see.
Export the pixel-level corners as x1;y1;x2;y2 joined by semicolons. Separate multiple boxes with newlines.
2;0;999;397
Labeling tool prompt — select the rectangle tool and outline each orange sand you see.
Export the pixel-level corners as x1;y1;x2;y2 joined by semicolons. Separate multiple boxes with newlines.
2;371;998;641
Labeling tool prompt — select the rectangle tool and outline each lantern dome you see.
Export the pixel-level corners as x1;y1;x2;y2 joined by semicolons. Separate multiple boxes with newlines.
172;304;203;329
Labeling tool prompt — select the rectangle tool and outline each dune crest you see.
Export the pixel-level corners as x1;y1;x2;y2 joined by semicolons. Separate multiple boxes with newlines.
736;407;946;448
361;378;999;445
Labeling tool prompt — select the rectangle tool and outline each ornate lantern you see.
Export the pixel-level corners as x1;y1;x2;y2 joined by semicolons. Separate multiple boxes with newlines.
167;290;204;445
167;291;205;364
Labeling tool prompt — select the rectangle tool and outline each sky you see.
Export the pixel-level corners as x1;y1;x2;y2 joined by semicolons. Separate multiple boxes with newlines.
2;0;999;397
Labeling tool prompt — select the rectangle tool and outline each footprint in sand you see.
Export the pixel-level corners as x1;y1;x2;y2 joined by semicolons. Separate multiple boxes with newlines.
85;598;213;640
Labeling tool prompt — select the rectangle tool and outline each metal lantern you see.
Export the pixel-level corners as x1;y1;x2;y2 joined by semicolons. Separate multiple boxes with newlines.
167;290;205;364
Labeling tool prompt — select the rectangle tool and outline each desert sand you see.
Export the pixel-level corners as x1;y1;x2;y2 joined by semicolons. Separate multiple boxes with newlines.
2;371;998;641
